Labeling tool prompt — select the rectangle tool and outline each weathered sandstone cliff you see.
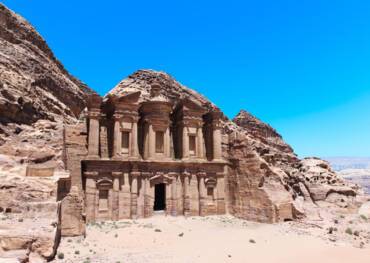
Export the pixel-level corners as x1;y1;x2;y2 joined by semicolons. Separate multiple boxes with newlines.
0;3;367;261
0;4;94;262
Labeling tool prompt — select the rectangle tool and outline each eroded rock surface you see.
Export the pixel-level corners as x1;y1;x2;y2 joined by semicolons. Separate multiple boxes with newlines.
0;4;94;128
0;3;368;261
0;4;94;262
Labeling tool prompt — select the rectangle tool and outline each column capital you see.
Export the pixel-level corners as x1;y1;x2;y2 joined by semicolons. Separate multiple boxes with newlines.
87;110;102;119
130;171;141;177
113;113;124;120
84;171;99;177
211;120;222;130
112;171;123;177
197;171;207;177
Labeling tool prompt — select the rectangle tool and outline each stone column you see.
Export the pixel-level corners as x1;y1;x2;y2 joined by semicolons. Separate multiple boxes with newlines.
130;171;140;219
108;189;113;220
216;173;226;214
197;126;204;159
183;173;190;216
112;114;122;159
165;182;172;215
137;177;145;218
112;172;121;221
182;126;189;159
171;175;178;216
85;175;97;222
164;127;171;158
145;181;154;217
131;119;139;158
119;172;131;219
146;183;154;217
198;173;207;216
176;175;183;215
88;111;100;158
212;121;222;161
148;124;155;159
189;174;199;216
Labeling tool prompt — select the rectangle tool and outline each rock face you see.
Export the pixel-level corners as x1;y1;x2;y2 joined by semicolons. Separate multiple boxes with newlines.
60;186;85;237
0;3;367;260
233;110;294;154
0;4;94;262
0;3;95;138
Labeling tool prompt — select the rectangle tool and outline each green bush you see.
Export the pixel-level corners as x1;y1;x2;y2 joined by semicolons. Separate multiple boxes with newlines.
345;228;353;235
74;250;80;255
57;252;64;259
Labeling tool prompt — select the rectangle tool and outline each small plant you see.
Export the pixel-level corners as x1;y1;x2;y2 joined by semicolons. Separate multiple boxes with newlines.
354;230;360;237
154;229;162;232
249;239;256;243
345;228;353;235
67;239;72;243
333;219;339;224
57;252;64;259
18;218;23;222
114;233;118;238
328;227;334;234
74;250;80;255
360;215;367;221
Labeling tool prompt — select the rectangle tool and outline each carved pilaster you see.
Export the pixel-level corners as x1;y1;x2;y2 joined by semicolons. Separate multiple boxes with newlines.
130;171;140;219
87;110;101;159
182;125;189;159
112;113;123;159
198;172;207;216
212;120;223;161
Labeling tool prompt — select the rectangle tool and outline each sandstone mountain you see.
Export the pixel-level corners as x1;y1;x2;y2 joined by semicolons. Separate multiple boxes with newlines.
0;3;95;139
0;5;95;261
0;3;96;166
0;4;368;262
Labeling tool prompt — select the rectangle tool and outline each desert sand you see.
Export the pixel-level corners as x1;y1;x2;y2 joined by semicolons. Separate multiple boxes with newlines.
53;214;370;263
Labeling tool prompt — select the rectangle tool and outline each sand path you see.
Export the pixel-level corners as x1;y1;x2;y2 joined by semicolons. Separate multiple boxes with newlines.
54;215;370;263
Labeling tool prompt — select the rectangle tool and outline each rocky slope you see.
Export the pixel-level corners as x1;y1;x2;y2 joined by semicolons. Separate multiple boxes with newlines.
233;110;294;154
0;3;95;140
0;3;96;165
0;4;94;262
0;3;368;261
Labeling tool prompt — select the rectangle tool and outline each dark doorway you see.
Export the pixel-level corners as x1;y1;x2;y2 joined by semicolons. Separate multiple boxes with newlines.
154;183;166;211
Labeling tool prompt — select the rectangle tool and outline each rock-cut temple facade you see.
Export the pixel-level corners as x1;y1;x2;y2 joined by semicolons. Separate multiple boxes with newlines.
63;84;228;222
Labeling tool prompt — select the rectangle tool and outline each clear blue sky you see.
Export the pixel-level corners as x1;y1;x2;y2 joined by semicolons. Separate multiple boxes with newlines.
3;0;370;158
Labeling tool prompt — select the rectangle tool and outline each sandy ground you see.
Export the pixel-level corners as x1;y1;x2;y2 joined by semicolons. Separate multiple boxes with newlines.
53;214;370;263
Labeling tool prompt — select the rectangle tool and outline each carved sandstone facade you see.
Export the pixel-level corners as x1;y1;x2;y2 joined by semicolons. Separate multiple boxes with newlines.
65;84;227;222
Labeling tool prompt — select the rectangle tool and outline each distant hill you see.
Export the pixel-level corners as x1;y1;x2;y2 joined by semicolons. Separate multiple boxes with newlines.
324;157;370;171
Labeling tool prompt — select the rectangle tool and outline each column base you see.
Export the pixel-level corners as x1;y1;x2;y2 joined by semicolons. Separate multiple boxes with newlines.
128;156;141;161
112;155;122;161
87;155;100;160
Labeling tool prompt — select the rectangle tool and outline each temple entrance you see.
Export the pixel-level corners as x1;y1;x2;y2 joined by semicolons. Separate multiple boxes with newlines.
154;183;166;211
